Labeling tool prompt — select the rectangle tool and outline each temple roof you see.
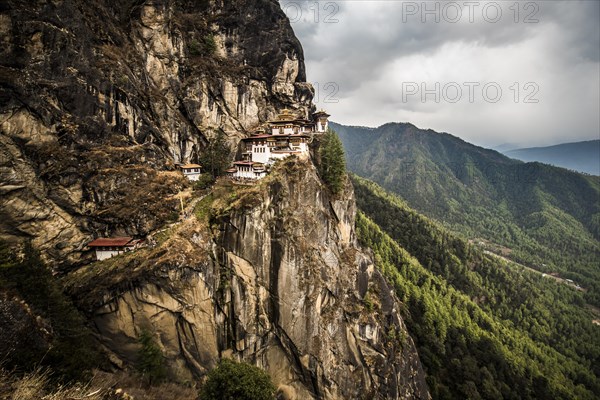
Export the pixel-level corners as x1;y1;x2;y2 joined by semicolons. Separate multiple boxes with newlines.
88;237;134;247
180;163;202;169
313;109;330;117
242;134;309;142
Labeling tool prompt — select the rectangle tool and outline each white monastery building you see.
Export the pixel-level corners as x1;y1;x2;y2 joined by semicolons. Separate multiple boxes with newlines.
229;109;330;180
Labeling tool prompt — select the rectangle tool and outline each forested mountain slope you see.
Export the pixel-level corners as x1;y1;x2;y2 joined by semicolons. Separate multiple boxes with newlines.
334;122;600;305
353;175;600;400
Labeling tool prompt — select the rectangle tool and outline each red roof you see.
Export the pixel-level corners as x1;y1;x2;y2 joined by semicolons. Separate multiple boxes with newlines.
180;164;201;169
88;237;134;247
242;134;272;140
242;134;309;141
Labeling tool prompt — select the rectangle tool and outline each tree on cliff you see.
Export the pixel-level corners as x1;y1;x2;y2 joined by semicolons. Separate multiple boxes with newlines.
137;329;167;384
318;129;346;194
199;359;276;400
200;130;232;178
0;241;102;381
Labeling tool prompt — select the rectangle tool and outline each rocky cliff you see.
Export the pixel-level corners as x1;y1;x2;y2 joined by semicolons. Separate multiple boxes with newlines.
0;0;312;268
67;158;429;399
1;1;430;398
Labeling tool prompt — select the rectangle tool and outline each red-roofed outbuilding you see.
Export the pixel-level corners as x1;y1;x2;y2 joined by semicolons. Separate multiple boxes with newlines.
87;237;141;260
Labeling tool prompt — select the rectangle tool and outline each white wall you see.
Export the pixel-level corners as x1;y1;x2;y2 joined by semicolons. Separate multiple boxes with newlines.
271;126;295;135
95;249;124;261
316;119;328;132
183;171;201;181
234;165;255;179
252;145;271;164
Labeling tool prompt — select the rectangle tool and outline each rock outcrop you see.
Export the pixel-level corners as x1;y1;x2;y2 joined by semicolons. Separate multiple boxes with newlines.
67;159;430;399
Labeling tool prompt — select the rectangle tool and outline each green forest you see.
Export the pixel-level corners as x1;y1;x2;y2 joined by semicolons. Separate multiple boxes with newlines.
334;122;600;306
352;176;600;399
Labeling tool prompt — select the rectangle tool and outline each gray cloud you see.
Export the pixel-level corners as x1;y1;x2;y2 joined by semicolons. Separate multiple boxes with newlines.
281;0;600;147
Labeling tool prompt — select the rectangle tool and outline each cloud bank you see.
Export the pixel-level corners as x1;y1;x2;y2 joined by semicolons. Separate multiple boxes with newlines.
281;0;600;147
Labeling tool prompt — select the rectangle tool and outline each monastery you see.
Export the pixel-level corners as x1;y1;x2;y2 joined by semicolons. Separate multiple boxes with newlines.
227;109;330;180
86;110;329;261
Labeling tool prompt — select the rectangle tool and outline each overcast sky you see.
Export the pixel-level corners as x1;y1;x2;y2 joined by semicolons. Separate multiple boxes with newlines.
280;0;600;148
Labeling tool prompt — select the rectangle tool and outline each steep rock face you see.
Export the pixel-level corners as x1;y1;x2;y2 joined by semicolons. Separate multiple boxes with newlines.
68;160;430;399
0;0;312;267
2;1;431;397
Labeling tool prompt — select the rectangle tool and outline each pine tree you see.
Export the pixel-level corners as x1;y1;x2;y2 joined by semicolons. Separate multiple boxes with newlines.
137;329;167;384
199;130;231;178
318;129;346;194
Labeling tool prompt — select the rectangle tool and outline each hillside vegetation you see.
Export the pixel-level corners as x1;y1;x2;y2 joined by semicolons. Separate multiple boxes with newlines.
353;176;600;399
334;122;600;306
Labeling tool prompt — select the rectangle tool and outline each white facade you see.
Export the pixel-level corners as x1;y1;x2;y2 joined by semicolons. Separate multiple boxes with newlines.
247;137;309;166
313;111;330;133
251;145;271;164
270;124;313;136
94;248;128;261
180;164;202;181
232;162;267;180
182;169;201;181
88;237;141;261
315;118;328;133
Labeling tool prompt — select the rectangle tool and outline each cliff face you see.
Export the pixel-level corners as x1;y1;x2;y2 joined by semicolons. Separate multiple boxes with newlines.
67;159;430;399
1;1;430;398
0;0;312;268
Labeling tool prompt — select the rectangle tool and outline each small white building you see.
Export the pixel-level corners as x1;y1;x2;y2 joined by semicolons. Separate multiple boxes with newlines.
87;237;141;261
179;164;202;181
312;110;330;133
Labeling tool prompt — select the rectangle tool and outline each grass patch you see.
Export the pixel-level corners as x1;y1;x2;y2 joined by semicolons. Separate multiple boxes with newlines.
194;193;215;223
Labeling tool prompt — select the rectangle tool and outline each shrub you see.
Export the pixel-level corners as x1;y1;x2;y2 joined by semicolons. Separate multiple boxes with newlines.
203;34;217;54
188;39;202;56
194;174;215;191
199;359;276;400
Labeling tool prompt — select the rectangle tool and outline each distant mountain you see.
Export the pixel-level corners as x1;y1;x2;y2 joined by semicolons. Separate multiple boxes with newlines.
504;140;600;175
492;143;519;153
331;121;600;305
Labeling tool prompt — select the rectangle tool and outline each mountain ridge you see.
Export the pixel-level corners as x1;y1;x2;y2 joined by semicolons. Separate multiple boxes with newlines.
332;121;600;306
504;140;600;175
